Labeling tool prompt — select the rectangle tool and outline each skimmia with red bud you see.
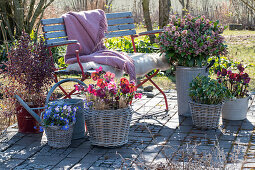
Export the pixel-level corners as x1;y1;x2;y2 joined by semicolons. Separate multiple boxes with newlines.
158;14;228;67
217;64;250;98
75;67;142;110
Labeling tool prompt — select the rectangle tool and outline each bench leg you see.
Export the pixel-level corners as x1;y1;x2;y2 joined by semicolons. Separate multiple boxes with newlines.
136;69;168;111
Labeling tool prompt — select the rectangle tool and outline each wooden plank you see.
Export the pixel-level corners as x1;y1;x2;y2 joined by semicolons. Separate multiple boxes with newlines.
46;38;68;46
105;30;136;38
45;31;67;39
108;24;135;32
43;25;65;32
106;12;132;19
46;39;78;47
41;18;64;25
107;18;134;26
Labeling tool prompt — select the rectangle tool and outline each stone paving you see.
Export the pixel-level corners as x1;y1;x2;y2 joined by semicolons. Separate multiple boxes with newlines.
1;90;255;169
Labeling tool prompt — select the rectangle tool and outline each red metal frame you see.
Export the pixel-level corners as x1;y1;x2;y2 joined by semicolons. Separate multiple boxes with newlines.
132;31;169;111
47;29;168;111
48;42;89;98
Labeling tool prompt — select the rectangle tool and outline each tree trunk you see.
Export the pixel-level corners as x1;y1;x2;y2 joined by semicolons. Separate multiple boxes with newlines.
142;0;155;43
159;0;171;29
179;0;190;17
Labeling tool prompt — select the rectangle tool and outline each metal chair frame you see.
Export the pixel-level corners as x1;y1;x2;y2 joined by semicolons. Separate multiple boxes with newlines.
41;11;168;111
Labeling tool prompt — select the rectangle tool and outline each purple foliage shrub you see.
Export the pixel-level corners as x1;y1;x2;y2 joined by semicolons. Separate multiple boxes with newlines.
0;32;54;116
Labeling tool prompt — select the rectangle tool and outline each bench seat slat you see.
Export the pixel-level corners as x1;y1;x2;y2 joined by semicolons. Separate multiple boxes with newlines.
41;18;64;25
106;12;132;19
105;30;136;38
107;18;134;26
43;25;65;32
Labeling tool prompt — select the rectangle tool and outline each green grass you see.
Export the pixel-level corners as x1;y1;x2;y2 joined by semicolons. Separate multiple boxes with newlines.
224;31;255;91
223;29;255;36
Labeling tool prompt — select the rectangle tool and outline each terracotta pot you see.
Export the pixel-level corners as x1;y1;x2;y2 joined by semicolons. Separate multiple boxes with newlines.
16;104;42;134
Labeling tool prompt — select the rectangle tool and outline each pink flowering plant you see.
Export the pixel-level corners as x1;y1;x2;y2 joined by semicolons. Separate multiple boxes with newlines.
75;67;142;110
217;64;250;98
158;14;228;67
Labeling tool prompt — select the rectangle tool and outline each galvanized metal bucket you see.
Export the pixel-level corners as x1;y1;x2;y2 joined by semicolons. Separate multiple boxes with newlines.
15;78;88;139
176;66;208;117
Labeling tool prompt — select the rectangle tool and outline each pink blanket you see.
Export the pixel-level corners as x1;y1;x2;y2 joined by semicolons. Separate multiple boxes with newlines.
62;9;136;81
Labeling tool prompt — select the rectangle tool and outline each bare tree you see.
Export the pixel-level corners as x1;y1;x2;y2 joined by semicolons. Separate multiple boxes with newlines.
159;0;171;29
0;0;54;42
142;0;155;43
179;0;190;17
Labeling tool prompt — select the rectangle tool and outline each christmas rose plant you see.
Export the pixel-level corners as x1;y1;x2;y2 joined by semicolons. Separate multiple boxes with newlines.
75;67;142;110
217;64;250;99
158;14;228;67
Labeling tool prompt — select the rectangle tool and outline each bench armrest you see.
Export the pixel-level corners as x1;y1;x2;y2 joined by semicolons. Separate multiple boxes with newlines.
138;29;164;36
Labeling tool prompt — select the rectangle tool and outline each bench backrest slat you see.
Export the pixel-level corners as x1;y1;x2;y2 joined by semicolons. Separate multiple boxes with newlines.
45;31;67;39
41;18;64;25
41;11;136;46
43;25;65;32
105;12;132;19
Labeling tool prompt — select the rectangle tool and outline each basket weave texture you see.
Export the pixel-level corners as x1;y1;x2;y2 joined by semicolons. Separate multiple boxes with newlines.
45;123;74;148
189;101;223;129
84;106;133;147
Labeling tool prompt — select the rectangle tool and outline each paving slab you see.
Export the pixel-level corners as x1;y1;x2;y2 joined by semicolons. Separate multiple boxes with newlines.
0;90;255;169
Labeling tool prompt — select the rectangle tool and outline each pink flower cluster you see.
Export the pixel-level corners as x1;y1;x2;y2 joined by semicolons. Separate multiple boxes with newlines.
75;67;142;110
217;64;250;98
158;14;228;67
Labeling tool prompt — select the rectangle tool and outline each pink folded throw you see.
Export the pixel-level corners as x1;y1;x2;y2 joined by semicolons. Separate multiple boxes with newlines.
62;9;136;81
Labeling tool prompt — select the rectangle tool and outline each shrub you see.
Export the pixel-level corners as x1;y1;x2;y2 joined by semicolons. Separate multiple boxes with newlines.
189;76;231;105
216;64;250;98
158;14;228;67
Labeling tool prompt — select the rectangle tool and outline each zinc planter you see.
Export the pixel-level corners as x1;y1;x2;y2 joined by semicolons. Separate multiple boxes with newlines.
176;66;208;116
222;96;251;120
84;107;133;147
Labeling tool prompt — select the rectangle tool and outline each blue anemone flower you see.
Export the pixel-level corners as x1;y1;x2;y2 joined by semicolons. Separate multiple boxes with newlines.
62;124;69;130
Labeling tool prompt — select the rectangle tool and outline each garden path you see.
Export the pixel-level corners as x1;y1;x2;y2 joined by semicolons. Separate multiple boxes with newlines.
1;89;255;169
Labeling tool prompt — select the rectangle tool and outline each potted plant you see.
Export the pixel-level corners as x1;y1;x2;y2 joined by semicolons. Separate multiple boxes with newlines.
217;64;253;120
42;103;78;148
158;14;228;116
189;76;230;129
75;66;142;147
0;32;55;133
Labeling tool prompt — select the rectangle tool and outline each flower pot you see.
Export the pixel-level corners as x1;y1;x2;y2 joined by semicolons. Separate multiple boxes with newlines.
84;107;133;147
44;123;74;148
222;96;251;120
189;101;223;129
176;66;208;116
47;99;86;140
16;104;42;134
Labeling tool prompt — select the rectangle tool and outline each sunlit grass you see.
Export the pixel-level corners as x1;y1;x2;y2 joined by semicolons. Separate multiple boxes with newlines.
223;29;255;36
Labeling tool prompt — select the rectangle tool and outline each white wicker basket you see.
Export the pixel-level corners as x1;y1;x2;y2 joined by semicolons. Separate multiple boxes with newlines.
189;101;223;129
44;123;74;148
84;107;133;147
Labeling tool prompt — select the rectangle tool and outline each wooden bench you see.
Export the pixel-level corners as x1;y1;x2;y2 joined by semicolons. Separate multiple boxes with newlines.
41;11;168;110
